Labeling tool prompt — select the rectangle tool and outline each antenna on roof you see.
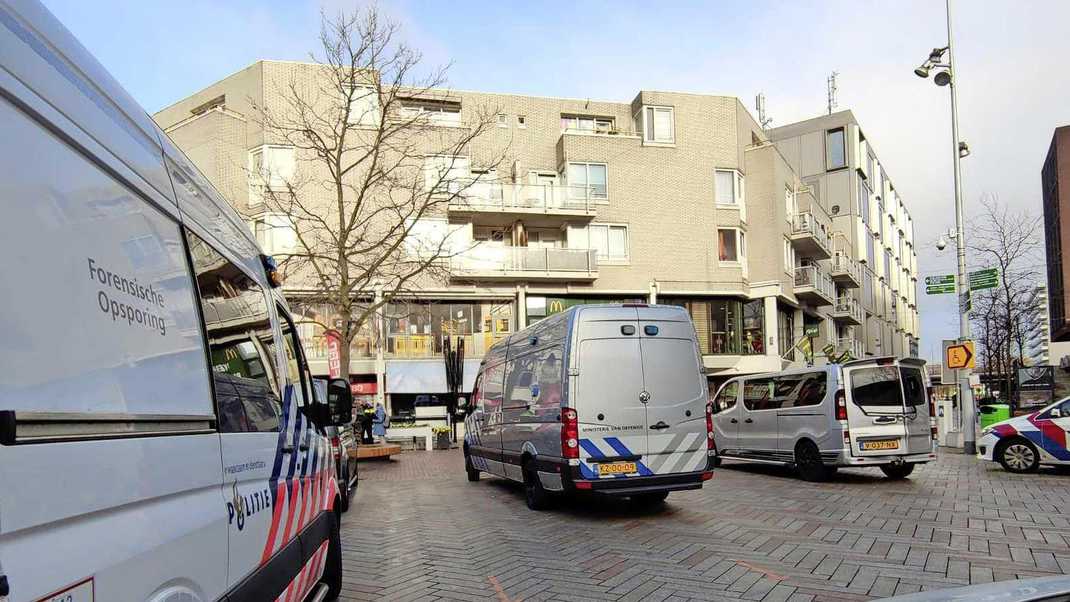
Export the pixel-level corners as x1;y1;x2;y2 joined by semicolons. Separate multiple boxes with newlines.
827;71;839;115
755;93;772;131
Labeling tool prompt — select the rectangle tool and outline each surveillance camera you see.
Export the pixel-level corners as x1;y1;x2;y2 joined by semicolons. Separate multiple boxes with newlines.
936;236;947;251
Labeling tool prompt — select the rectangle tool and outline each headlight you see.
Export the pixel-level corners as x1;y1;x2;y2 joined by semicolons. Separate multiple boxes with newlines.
981;427;993;437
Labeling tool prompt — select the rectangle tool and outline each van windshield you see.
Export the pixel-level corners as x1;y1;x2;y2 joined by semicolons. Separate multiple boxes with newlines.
849;365;925;411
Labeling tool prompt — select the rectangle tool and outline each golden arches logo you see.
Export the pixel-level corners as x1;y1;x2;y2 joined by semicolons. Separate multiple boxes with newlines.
548;300;565;314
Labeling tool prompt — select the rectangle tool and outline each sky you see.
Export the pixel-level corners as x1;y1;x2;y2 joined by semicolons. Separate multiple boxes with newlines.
41;0;1070;362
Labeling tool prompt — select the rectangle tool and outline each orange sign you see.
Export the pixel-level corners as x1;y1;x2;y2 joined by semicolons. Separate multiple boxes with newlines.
945;341;975;370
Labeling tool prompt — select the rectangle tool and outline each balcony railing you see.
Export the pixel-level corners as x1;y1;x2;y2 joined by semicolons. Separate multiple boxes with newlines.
829;253;861;287
793;265;835;305
450;247;598;279
832;297;864;324
835;337;865;361
790;212;833;259
447;180;602;214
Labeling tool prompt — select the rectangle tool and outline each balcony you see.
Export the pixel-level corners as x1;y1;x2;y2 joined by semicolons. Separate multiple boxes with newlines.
834;337;865;361
450;247;598;281
794;265;835;306
447;181;599;224
790;212;833;260
831;297;864;326
829;254;861;288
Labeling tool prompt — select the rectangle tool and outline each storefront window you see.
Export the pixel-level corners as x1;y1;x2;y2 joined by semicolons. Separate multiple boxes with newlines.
385;300;513;358
742;300;764;355
779;307;795;361
711;300;740;354
290;301;378;361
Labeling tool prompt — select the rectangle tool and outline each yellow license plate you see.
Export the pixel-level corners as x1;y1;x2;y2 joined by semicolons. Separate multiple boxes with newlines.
596;462;637;476
860;439;900;451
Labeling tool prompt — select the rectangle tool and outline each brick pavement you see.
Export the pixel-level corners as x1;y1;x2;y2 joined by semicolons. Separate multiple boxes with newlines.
338;450;1070;602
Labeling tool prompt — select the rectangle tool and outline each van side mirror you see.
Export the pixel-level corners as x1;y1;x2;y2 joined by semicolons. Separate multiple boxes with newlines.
325;378;353;426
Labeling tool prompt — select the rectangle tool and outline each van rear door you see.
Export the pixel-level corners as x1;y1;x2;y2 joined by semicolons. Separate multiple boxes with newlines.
638;307;709;476
574;307;649;478
843;357;931;457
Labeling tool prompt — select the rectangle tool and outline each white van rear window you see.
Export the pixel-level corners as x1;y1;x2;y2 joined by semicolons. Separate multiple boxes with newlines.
850;366;926;409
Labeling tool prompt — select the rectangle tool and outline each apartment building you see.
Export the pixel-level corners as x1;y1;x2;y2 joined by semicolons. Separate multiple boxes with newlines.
1042;125;1070;342
1023;285;1051;365
770;111;921;360
153;61;920;413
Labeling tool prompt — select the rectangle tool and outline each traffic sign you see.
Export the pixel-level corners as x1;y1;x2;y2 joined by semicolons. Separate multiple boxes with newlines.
969;268;999;291
945;340;975;370
925;274;955;286
926;283;956;295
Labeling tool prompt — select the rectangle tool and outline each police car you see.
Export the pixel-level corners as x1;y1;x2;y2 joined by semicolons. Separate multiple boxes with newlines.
978;397;1070;473
0;1;353;600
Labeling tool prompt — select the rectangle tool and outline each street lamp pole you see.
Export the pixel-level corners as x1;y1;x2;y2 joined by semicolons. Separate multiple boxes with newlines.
945;0;977;454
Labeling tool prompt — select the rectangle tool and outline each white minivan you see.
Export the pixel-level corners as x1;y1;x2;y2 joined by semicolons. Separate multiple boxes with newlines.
0;2;352;600
463;304;715;510
711;357;936;481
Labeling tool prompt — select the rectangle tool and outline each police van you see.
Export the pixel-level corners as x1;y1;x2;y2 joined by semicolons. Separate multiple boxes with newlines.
463;304;715;510
0;1;353;600
710;357;936;481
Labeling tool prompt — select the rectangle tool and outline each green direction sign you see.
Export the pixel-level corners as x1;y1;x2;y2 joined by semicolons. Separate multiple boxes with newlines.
969;268;999;291
925;274;955;286
926;283;956;295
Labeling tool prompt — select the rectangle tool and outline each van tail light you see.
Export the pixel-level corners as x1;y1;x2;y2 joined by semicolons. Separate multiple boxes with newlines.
330;436;341;456
843;429;851;446
931;426;939;440
561;408;579;460
835;389;847;421
705;403;715;450
928;398;936;417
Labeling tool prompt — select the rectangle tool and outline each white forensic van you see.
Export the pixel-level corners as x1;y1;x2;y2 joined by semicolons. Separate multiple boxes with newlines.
463;304;715;510
0;2;353;600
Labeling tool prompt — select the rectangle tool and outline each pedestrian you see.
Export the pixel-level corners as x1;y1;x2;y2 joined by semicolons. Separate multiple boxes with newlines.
360;401;375;444
372;402;388;443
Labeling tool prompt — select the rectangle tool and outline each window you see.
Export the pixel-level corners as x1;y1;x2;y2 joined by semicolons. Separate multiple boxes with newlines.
866;231;876;265
849;366;922;411
496;113;508;127
718;229;739;262
587;224;628;261
561;115;614;132
779;307;795;360
347;85;380;126
643;106;675;143
517;115;527;128
567;162;607;199
783;239;796;273
775;372;828;408
250;145;295;191
277;306;312;407
399;98;461;126
711;299;741;354
858;179;871;224
743;378;775;411
826;128;846;170
883;250;892;282
715;169;738;205
711;381;738;414
742;299;764;354
785;187;797;223
251;213;297;255
423;155;470;193
877;201;885;239
185;230;281;433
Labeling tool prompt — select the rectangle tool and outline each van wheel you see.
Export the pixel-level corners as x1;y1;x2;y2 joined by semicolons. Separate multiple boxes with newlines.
631;491;669;507
795;441;832;482
465;451;480;482
523;461;552;511
998;438;1040;473
879;463;916;480
321;505;343;599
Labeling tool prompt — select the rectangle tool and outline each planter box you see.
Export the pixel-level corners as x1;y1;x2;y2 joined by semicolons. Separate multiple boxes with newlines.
433;431;451;450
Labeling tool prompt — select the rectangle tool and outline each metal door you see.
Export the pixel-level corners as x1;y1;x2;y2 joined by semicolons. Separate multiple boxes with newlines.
638;312;709;475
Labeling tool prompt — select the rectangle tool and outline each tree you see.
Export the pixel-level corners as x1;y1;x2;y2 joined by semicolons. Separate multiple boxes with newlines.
252;7;506;379
967;196;1043;406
